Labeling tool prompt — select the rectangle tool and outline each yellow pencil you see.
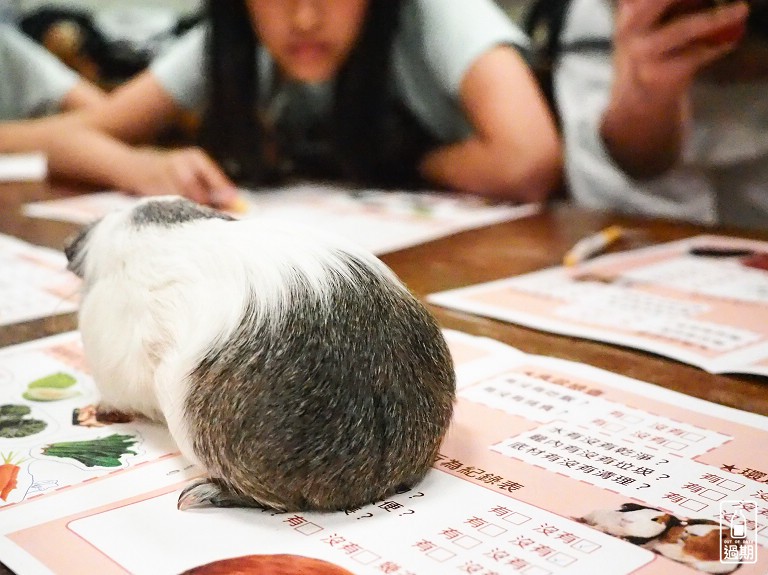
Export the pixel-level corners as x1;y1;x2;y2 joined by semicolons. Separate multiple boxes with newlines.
563;225;624;266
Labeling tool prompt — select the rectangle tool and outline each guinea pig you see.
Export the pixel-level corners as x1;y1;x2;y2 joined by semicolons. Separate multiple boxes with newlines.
64;195;456;512
577;503;681;545
643;520;739;574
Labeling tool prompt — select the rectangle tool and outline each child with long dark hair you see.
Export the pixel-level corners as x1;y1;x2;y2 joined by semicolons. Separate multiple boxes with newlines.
2;0;562;208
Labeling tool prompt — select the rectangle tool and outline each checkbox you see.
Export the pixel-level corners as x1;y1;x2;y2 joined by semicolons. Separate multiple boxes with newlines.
453;535;481;549
719;480;745;492
479;523;507;537
522;565;552;575
295;522;322;535
619;415;643;424
680;499;707;513
681;432;704;442
352;550;380;565
700;489;726;501
572;539;600;553
502;512;531;525
547;553;576;567
427;547;455;562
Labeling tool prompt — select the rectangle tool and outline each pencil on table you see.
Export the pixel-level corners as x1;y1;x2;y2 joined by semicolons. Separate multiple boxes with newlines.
563;225;624;266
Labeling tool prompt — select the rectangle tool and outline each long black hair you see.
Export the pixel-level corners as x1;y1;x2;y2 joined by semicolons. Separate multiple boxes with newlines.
198;0;437;189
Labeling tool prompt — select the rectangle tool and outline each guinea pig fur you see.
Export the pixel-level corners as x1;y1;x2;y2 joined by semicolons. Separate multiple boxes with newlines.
64;196;456;512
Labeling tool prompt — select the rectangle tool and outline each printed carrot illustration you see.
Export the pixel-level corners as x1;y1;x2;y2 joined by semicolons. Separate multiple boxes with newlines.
0;452;25;501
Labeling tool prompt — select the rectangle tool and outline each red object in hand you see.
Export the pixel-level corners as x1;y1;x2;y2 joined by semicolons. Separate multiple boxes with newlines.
665;0;747;44
742;252;768;271
704;19;748;43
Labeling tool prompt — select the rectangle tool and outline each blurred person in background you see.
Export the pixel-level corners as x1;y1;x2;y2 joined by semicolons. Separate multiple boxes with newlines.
0;23;105;121
551;0;768;230
0;0;562;208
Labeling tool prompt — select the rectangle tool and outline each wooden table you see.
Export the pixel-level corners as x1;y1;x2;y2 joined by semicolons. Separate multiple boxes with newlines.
1;182;767;574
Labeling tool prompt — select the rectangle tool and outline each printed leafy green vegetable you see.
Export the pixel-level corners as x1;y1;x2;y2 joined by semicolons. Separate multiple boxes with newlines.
21;373;80;402
0;404;31;417
0;404;47;438
42;434;138;467
27;372;77;389
22;388;79;402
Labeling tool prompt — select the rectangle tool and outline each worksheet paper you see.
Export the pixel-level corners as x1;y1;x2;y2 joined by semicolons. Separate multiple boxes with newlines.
429;235;768;377
22;185;539;255
1;330;766;574
0;233;78;327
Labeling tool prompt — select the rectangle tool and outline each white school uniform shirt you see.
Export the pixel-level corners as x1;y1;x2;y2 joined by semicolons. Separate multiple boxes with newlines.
0;24;80;121
149;0;528;145
554;0;768;230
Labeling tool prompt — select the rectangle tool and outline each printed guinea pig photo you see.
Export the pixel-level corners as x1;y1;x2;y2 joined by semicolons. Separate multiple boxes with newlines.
64;195;456;513
576;503;743;574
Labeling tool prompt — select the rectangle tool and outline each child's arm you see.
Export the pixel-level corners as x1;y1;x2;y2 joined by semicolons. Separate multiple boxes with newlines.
59;80;107;111
0;71;238;208
418;46;562;203
600;0;748;179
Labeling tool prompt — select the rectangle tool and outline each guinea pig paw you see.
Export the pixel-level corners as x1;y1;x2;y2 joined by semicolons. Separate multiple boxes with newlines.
177;478;246;511
94;405;135;424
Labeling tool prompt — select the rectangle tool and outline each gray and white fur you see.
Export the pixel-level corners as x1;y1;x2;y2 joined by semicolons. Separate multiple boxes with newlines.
65;196;456;512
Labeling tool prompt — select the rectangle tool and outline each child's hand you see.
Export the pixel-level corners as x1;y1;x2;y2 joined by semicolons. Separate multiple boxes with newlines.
613;0;749;98
599;0;749;178
120;146;239;209
664;0;748;43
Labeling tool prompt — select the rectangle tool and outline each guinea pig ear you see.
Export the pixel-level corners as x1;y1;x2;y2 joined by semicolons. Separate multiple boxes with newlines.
64;221;96;278
620;503;652;512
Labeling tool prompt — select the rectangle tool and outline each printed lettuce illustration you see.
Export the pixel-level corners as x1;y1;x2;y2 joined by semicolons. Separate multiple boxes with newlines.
22;372;79;402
